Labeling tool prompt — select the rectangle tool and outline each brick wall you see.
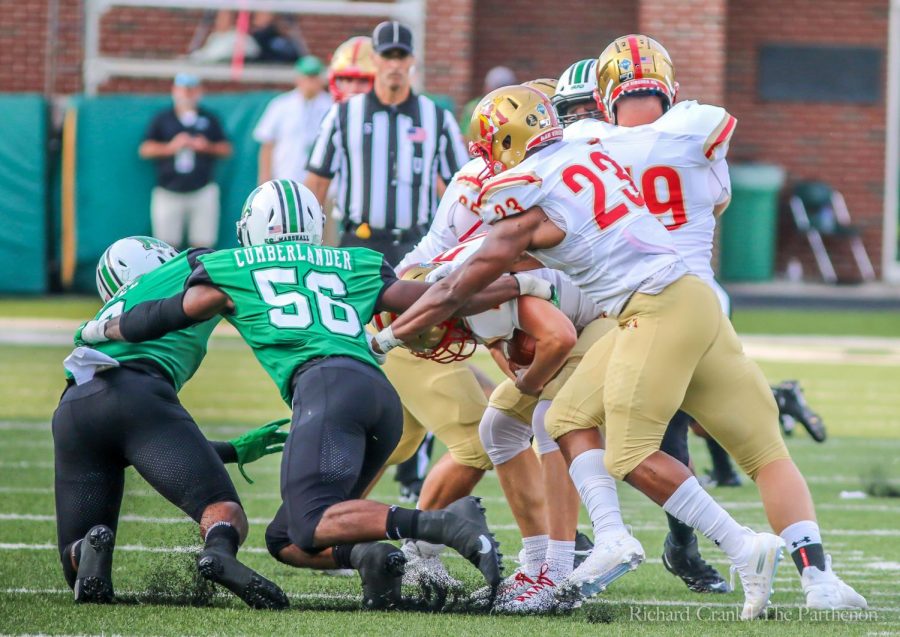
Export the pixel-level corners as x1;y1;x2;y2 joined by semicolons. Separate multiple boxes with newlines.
424;0;473;110
726;0;889;280
470;1;637;102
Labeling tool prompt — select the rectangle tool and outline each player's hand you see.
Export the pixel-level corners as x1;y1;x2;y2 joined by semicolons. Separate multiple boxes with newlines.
514;369;542;397
229;418;290;484
368;335;388;365
78;320;110;345
424;262;456;283
512;273;557;304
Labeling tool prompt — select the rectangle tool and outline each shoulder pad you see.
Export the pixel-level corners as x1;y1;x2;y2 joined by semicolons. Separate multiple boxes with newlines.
658;101;737;162
476;171;544;224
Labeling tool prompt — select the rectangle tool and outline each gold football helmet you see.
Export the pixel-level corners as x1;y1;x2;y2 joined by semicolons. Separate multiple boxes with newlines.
372;264;477;364
595;34;678;123
522;78;558;100
467;85;562;176
328;36;376;102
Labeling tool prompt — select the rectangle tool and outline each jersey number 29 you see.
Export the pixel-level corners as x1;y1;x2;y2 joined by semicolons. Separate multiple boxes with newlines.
252;268;362;337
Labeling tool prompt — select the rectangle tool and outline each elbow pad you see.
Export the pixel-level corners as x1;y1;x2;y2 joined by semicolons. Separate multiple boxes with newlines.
119;292;196;342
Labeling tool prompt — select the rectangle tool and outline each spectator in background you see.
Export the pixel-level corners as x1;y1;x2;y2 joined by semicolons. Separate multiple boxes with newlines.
458;65;517;138
139;73;232;249
254;56;332;184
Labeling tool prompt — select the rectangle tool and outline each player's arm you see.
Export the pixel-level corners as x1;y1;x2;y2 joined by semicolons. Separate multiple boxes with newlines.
487;342;516;381
375;208;546;346
512;296;577;396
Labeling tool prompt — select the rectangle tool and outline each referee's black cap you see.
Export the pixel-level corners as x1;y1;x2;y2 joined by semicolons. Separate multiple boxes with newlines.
372;21;413;55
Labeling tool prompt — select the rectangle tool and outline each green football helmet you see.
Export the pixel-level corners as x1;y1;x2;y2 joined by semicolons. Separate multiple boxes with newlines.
236;179;324;247
96;236;178;302
552;58;603;126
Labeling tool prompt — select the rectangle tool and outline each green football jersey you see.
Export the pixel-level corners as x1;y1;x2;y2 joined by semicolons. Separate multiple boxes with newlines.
195;243;394;405
73;251;221;391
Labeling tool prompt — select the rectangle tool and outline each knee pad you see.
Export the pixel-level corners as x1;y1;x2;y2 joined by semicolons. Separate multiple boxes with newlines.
478;406;533;466
530;400;560;455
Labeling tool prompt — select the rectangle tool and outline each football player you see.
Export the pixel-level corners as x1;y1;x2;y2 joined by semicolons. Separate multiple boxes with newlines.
372;86;865;617
79;180;559;607
561;36;836;596
420;234;639;612
56;237;289;608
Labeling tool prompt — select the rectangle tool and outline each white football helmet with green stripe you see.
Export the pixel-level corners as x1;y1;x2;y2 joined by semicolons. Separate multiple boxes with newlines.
96;236;178;302
236;179;324;248
552;59;603;126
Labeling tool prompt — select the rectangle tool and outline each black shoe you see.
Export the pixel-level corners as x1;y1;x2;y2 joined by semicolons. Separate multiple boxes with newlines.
399;480;423;503
197;548;288;610
662;533;731;594
350;542;406;610
418;496;503;592
574;531;594;569
774;380;826;442
702;469;742;488
74;525;115;603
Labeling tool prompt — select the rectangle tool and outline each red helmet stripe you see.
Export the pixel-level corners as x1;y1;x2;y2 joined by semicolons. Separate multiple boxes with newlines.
627;35;644;80
351;37;363;64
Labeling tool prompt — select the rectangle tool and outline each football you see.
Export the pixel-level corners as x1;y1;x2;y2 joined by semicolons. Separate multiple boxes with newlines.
506;328;536;367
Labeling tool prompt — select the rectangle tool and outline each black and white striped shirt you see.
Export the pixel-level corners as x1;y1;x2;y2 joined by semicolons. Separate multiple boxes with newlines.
306;90;468;230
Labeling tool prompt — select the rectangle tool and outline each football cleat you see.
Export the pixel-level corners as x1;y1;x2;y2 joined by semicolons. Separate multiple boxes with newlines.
662;533;731;594
400;540;463;604
700;468;742;488
728;531;784;619
197;547;289;610
351;542;407;610
417;496;503;593
801;555;867;610
495;564;559;614
398;479;423;504
773;380;826;442
562;530;644;598
74;525;115;603
574;531;594;569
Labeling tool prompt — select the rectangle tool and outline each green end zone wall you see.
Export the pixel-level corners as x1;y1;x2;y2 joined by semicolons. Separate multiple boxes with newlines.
66;92;277;292
0;95;48;293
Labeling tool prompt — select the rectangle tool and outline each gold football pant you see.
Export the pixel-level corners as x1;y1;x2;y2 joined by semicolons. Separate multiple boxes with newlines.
488;317;617;425
545;275;790;481
382;347;492;471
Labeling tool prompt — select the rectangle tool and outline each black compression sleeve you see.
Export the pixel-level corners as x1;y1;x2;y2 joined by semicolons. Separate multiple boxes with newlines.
118;292;198;342
373;257;399;311
210;440;238;464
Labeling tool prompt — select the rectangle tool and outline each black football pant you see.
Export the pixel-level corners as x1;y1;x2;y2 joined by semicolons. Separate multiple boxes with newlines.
51;366;240;587
265;356;403;556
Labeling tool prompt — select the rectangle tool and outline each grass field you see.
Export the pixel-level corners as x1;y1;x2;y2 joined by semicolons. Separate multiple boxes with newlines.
0;301;898;635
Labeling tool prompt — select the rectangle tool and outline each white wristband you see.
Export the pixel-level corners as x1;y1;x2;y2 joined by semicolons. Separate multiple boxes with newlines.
81;320;110;344
512;273;553;301
374;326;404;354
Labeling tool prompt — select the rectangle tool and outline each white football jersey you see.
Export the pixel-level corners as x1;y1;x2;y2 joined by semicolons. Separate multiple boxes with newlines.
396;157;486;271
564;101;736;284
430;234;604;342
476;138;686;317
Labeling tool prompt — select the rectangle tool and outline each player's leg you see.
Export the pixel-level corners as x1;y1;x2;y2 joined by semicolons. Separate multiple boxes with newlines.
114;368;287;610
187;182;220;249
683;316;866;611
52;381;125;603
277;358;502;597
393;435;433;503
659;411;730;593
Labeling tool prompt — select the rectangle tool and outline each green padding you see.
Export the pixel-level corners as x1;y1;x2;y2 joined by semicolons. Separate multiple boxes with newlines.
0;94;47;293
69;92;278;292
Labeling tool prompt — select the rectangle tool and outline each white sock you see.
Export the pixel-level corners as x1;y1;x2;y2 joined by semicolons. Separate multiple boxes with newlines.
521;534;549;574
780;520;822;556
663;476;753;561
568;449;626;537
546;539;575;581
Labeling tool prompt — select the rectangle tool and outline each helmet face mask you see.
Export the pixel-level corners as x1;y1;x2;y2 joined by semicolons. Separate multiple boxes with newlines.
595;34;678;124
236;179;325;248
96;236;178;302
553;59;604;126
468;85;563;176
373;264;478;363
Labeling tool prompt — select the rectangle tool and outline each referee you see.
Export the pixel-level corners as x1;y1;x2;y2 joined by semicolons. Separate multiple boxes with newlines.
304;20;468;265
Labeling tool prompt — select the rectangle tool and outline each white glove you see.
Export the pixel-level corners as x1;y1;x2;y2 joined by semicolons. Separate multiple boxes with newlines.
424;262;457;283
80;320;110;344
370;327;404;364
512;272;554;301
367;336;388;365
